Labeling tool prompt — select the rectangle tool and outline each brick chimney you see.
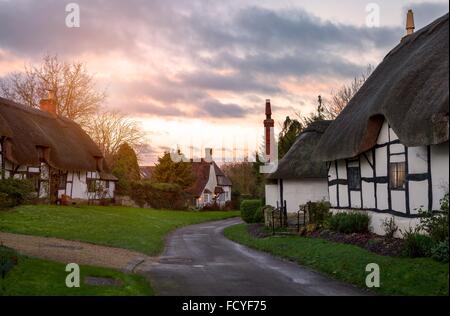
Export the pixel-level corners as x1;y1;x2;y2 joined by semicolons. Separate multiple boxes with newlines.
264;99;274;158
406;9;415;35
40;90;57;116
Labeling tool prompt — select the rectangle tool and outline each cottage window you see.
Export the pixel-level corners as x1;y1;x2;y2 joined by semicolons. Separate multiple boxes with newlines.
27;172;40;191
105;181;110;189
347;167;361;190
390;162;406;190
58;173;67;190
87;179;97;193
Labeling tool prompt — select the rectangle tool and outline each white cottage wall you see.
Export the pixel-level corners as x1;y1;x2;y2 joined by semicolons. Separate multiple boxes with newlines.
265;179;328;213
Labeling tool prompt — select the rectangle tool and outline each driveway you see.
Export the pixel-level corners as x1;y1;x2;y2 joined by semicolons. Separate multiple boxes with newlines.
139;218;369;296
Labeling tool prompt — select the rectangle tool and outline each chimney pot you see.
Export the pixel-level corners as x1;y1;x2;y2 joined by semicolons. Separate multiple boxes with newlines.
265;99;272;117
40;90;57;116
406;9;415;35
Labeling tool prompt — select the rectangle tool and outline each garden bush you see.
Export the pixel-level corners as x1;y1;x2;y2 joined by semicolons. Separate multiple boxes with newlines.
431;239;449;263
327;212;370;234
382;216;399;239
0;246;18;278
418;193;449;242
307;201;331;227
240;199;263;223
0;192;10;209
253;206;264;223
401;228;435;258
129;181;190;210
0;178;35;209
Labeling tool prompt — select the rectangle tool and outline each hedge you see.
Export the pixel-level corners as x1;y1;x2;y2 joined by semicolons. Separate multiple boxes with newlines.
240;199;263;223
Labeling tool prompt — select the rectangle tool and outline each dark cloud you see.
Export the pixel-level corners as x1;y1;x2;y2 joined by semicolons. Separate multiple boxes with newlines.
188;6;401;53
118;100;186;117
179;71;281;94
196;100;254;118
112;92;252;119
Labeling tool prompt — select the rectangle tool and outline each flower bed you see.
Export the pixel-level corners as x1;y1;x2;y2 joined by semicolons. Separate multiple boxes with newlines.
247;224;405;257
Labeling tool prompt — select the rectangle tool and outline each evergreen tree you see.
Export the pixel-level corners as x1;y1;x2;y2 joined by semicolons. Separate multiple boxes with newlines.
278;116;303;159
301;95;326;126
111;143;141;194
152;152;195;189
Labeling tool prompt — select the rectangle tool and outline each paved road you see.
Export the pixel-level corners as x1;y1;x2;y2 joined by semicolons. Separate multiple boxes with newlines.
140;218;369;296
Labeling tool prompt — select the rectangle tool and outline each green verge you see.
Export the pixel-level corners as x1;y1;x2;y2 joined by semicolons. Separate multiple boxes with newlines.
0;248;153;296
0;205;239;256
224;224;449;296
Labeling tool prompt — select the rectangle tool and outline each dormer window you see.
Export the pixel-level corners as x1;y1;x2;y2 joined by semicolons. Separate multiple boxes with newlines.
36;146;49;162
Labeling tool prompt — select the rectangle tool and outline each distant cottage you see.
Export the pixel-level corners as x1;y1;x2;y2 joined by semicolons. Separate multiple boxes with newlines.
0;94;117;203
314;12;449;235
187;157;232;208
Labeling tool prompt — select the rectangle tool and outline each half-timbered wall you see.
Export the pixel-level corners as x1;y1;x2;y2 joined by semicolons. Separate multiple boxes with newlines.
328;120;449;235
0;140;115;202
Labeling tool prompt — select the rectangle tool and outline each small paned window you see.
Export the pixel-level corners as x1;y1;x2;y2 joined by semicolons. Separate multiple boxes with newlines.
347;167;361;190
390;162;406;190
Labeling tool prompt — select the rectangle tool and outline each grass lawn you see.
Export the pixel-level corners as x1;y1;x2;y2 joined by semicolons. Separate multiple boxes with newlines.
0;205;239;255
0;247;153;296
224;224;449;296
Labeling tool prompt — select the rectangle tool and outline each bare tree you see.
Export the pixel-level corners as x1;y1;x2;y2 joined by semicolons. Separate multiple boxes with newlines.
323;65;374;119
0;54;105;127
86;110;144;164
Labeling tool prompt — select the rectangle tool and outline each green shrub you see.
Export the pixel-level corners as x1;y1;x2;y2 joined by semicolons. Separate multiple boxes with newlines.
0;246;18;278
0;192;11;209
253;206;264;223
327;212;370;234
240;199;262;223
129;181;189;210
308;201;331;226
382;217;399;239
401;228;435;258
0;178;35;209
418;193;449;242
431;239;449;263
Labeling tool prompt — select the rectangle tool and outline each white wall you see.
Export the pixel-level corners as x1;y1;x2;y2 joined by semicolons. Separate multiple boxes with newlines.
265;183;278;207
331;208;420;238
71;171;88;199
265;179;329;213
431;142;449;210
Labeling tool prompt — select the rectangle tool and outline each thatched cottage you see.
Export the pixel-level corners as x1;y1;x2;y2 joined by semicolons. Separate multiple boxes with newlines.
0;95;117;203
265;120;332;212
314;13;449;235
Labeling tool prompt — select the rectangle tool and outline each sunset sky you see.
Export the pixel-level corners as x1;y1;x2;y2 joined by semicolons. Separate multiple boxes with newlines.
0;0;448;164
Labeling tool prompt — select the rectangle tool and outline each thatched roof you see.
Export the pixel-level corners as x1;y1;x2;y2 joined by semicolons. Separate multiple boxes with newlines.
99;172;118;181
0;97;104;171
315;13;449;162
268;120;332;180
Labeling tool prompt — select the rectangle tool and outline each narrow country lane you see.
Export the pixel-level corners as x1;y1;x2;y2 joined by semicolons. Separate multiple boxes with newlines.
139;218;370;296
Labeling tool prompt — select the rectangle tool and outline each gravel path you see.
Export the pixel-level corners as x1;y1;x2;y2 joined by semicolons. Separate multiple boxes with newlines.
0;232;156;272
